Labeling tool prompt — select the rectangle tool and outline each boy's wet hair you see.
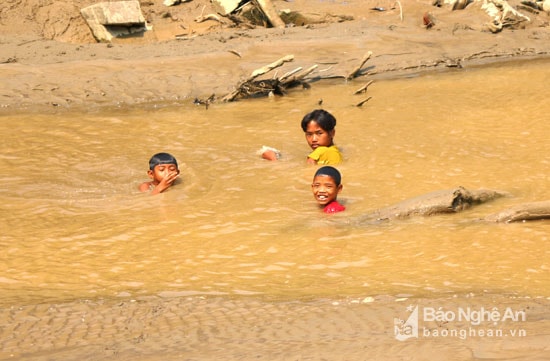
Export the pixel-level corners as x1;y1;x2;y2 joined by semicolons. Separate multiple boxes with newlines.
313;166;342;186
301;109;337;132
149;152;178;170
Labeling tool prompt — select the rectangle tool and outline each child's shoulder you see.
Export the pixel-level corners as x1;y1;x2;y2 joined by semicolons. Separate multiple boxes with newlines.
138;181;153;192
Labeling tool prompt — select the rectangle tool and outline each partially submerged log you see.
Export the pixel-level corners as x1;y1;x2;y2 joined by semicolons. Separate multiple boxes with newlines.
485;200;550;223
359;186;508;222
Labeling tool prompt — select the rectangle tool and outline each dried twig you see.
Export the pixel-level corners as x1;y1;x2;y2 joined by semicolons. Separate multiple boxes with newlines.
193;94;216;109
280;65;318;86
353;80;374;94
346;51;373;80
356;96;372;107
250;55;294;78
228;50;242;58
279;67;303;82
394;1;403;21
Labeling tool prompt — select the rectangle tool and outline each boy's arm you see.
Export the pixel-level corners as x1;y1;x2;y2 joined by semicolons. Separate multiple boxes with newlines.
258;145;281;161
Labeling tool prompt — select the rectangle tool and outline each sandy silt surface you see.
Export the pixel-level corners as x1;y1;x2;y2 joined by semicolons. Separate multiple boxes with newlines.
0;295;549;360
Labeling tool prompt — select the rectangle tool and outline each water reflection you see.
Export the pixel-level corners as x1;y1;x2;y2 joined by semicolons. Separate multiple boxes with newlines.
0;59;549;306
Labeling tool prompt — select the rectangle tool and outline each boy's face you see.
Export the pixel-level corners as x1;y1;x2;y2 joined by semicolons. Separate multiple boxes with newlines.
311;175;342;207
304;121;335;150
148;163;179;184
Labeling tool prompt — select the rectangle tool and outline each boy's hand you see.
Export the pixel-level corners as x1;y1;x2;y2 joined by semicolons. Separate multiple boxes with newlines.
152;172;179;194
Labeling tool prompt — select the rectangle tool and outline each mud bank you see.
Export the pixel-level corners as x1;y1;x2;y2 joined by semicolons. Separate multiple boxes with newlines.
2;0;550;113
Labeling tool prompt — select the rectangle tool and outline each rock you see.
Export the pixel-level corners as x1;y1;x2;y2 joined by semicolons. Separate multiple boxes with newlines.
80;1;148;42
543;0;550;12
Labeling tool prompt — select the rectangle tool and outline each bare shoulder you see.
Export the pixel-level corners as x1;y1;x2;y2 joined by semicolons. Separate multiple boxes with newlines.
138;182;152;192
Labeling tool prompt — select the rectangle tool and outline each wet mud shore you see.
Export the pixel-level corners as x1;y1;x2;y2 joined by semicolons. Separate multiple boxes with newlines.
1;294;549;360
2;0;550;114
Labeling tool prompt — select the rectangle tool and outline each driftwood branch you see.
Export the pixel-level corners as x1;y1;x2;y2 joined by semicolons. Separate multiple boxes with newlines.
279;67;303;83
280;64;318;85
250;54;294;78
220;51;375;102
355;96;372;107
222;55;298;102
354;80;374;94
346;51;373;80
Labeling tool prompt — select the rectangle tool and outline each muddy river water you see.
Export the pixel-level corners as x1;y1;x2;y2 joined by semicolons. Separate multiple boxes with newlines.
1;59;549;308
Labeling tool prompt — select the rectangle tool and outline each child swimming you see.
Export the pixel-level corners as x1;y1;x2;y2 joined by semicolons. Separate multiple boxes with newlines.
138;152;180;195
259;108;343;165
301;109;343;165
311;166;346;214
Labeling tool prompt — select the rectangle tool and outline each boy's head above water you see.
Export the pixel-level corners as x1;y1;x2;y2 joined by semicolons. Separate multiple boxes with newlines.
149;152;178;170
311;166;343;210
139;152;180;194
301;109;336;150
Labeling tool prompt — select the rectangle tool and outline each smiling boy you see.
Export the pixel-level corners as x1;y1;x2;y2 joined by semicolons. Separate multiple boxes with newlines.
311;166;346;213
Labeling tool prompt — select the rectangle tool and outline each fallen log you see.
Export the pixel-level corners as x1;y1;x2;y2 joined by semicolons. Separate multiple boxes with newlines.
484;200;550;223
358;186;508;222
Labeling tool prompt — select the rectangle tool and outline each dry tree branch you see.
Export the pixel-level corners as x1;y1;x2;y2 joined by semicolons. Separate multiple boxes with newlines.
250;55;294;78
354;80;374;94
356;96;372;107
346;51;373;80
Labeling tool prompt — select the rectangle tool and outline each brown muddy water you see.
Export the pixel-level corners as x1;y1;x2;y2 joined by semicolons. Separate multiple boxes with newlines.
1;59;549;308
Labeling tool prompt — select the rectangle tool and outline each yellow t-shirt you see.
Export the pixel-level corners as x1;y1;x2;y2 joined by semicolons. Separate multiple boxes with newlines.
307;145;343;165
